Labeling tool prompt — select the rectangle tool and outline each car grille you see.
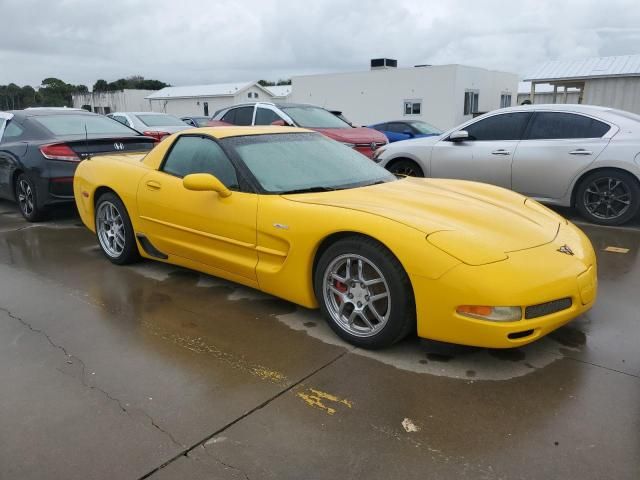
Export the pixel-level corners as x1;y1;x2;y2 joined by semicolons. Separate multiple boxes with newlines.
355;142;386;151
525;298;572;319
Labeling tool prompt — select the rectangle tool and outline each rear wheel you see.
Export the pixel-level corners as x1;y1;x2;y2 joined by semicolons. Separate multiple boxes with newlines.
95;192;140;265
15;173;47;222
314;236;415;349
575;169;640;225
387;159;424;177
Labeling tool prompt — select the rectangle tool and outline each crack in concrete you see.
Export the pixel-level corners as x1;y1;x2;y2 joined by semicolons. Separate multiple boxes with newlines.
189;449;251;480
0;306;183;448
137;350;349;479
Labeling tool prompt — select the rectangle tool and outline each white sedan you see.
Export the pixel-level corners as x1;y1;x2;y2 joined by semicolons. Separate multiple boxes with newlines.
374;104;640;225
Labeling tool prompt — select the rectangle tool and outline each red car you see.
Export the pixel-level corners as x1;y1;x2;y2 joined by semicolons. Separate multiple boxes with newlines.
212;102;387;158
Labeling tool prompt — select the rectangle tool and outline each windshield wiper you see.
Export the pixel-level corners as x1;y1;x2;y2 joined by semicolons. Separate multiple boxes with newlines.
281;186;337;194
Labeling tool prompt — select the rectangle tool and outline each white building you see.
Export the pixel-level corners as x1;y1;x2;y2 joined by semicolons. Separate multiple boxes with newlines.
288;60;519;130
145;82;276;117
522;54;640;113
264;85;292;100
72;89;156;114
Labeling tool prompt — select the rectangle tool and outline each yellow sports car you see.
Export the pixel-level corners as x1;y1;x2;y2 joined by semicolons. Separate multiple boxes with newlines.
73;126;597;349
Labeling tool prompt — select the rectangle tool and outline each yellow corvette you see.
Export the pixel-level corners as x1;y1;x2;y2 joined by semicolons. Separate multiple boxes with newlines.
73;126;597;349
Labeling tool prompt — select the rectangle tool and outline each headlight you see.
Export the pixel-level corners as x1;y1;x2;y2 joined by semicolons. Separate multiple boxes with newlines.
341;142;356;149
456;305;522;322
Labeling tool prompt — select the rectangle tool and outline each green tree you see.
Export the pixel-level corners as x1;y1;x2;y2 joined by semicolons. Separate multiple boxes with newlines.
93;79;109;91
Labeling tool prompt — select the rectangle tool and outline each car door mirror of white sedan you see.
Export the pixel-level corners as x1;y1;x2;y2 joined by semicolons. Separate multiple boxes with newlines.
183;173;232;198
449;130;469;142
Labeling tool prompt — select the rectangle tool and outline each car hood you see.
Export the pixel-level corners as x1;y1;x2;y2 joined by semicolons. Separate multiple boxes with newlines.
283;177;562;265
312;127;387;144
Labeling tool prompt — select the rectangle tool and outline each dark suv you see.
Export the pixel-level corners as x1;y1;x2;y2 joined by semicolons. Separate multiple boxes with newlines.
0;108;156;221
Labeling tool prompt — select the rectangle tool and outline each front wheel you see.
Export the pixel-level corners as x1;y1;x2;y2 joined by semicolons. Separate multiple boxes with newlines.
314;236;415;349
15;173;47;222
387;159;424;177
575;170;640;225
95;192;140;265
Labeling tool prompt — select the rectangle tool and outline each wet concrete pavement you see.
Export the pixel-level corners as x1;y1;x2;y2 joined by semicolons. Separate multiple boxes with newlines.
0;200;638;479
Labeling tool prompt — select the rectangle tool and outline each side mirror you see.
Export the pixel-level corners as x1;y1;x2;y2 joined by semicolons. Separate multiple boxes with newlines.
449;130;469;142
183;173;231;198
271;119;287;127
403;129;415;138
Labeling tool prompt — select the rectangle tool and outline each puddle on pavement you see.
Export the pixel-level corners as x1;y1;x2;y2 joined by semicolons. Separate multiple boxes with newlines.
126;259;590;382
276;308;586;381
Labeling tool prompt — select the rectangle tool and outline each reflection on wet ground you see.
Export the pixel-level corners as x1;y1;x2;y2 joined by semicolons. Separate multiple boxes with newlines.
0;200;638;480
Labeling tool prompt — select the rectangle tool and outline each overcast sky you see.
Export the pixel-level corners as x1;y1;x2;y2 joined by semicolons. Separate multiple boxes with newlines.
2;0;640;88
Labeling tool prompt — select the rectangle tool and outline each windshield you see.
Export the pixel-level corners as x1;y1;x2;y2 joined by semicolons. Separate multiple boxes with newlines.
223;132;395;193
194;117;211;126
137;114;187;127
33;114;137;136
281;106;351;129
409;120;442;135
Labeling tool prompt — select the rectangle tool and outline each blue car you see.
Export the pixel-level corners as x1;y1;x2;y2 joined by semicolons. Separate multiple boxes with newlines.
369;120;442;143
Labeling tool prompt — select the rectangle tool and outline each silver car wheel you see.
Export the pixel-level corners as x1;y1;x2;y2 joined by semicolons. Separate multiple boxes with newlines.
96;201;126;258
17;179;34;216
322;254;391;338
583;177;632;220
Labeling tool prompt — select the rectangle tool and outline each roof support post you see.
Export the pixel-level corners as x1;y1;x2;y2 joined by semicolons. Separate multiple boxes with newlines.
553;85;558;104
530;82;536;104
563;86;568;104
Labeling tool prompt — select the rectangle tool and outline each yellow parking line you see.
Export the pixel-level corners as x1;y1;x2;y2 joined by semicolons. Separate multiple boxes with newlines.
603;246;630;254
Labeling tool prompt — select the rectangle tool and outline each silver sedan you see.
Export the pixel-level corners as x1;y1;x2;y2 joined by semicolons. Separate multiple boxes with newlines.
374;104;640;225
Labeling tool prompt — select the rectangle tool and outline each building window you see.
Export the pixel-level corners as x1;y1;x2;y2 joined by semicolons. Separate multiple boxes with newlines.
403;99;422;115
248;92;252;98
464;90;479;115
500;93;512;108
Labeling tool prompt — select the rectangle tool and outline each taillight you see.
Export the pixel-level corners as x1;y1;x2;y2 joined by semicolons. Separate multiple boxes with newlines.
40;143;80;162
143;131;171;141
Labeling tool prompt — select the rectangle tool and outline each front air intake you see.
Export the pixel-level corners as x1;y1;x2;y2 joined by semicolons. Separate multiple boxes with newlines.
525;298;572;319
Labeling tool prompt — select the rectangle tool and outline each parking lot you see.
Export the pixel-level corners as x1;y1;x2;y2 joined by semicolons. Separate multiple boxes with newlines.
0;198;637;480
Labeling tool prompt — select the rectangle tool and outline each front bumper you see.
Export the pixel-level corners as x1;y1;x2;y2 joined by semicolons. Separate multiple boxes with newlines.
411;222;597;348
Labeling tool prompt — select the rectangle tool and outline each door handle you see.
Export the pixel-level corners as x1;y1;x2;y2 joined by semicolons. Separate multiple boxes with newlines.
569;149;593;155
491;149;511;155
145;180;161;190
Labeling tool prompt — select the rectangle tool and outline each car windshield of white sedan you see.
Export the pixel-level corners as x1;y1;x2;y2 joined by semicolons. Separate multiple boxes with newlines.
137;114;187;127
225;133;395;193
409;121;442;135
280;106;351;129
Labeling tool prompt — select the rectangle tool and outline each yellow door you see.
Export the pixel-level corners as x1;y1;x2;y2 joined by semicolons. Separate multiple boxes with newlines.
136;134;258;280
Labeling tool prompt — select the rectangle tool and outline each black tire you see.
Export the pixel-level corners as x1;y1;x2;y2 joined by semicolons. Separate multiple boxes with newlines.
575;169;640;226
94;192;140;265
314;235;415;349
387;159;424;177
15;173;47;222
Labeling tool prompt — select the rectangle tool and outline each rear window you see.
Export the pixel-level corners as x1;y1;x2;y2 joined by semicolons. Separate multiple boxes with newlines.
137;114;186;127
526;112;610;140
33;114;136;136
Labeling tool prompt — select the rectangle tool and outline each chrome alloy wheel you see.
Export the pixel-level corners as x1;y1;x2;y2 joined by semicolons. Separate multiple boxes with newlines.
96;201;126;258
322;254;391;338
583;177;632;220
17;179;34;216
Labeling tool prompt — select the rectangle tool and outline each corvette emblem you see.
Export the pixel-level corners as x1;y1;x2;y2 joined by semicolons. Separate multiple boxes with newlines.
370;142;377;151
557;244;574;256
114;142;125;151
